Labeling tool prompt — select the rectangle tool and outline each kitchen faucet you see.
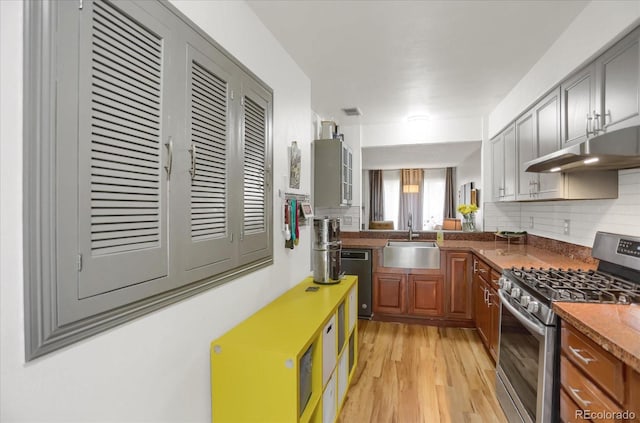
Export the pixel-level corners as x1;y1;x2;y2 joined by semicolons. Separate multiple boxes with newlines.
408;212;415;240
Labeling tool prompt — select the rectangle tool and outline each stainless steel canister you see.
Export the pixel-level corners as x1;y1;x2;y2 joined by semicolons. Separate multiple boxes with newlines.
313;218;342;284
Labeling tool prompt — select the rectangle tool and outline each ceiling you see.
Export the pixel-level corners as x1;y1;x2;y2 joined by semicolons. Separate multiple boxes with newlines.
361;141;481;170
247;0;589;127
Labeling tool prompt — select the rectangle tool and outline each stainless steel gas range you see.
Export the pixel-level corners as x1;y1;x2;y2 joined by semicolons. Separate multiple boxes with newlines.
496;231;640;423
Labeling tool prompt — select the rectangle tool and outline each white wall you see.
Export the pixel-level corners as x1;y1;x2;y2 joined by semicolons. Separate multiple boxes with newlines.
489;1;640;138
484;169;640;247
0;1;311;422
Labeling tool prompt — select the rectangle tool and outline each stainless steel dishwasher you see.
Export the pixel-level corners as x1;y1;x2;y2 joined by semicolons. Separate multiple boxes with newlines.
341;249;372;318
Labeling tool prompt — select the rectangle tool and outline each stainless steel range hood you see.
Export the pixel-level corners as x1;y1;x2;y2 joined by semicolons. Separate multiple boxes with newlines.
524;126;640;173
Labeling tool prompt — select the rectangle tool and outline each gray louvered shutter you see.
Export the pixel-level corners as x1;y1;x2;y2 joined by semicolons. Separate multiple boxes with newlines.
190;61;228;241
239;78;272;263
76;0;170;300
180;43;235;277
242;96;266;235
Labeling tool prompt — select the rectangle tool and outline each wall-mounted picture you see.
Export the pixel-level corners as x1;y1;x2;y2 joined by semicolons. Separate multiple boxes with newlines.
289;141;301;189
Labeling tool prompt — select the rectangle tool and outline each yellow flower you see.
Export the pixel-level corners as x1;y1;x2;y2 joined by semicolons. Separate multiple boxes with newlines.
457;203;478;216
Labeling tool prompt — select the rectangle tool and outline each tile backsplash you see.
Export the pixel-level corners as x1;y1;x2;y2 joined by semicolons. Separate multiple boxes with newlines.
484;169;640;247
314;206;361;232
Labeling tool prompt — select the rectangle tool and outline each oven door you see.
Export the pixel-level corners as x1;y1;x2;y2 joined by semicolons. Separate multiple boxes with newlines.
496;289;557;423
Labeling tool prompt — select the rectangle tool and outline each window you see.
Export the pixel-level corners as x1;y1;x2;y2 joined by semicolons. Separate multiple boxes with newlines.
23;0;272;360
380;168;446;230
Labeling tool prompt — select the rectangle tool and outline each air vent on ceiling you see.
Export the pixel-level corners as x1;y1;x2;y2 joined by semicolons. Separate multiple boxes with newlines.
342;107;362;117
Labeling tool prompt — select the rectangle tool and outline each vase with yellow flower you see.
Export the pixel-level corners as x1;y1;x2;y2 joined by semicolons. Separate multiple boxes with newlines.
457;203;478;232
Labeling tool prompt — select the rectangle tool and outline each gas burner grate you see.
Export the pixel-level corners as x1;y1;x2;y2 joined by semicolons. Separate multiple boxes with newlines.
509;267;640;304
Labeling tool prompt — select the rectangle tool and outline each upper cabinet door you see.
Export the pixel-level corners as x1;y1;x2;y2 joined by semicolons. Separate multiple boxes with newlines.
596;27;640;133
516;111;535;201
176;39;239;283
238;76;273;264
502;124;517;201
561;64;596;147
491;134;504;202
73;0;175;305
534;88;564;199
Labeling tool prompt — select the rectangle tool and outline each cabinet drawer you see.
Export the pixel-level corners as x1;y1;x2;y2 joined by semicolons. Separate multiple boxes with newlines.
560;387;587;423
561;321;625;403
561;354;625;422
476;259;491;284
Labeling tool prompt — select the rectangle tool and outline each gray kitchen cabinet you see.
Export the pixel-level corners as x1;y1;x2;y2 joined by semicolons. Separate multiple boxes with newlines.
24;0;273;360
517;88;564;201
534;88;564;199
314;138;353;207
560;64;596;147
516;110;536;200
491;124;516;202
595;26;640;134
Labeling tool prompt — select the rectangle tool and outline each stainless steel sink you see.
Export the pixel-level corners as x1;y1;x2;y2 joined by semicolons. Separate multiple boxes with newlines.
383;241;440;269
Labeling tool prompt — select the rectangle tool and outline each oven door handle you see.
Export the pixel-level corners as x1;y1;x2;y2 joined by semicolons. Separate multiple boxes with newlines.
498;289;546;337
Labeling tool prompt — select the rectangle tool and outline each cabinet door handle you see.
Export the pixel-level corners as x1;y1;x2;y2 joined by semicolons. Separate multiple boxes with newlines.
569;387;592;407
568;346;595;365
586;113;593;136
593;110;602;134
484;288;489;304
487;291;493;306
473;260;478;273
164;137;173;179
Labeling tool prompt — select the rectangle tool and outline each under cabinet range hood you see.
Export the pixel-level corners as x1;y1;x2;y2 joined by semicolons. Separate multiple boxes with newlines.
525;126;640;173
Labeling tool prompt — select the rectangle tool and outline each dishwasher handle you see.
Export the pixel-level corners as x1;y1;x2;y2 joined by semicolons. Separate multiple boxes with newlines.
341;250;369;260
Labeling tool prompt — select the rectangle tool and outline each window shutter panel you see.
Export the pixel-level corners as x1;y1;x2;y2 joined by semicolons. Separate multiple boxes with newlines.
179;44;236;277
77;0;169;300
239;79;272;263
190;61;228;241
242;96;267;235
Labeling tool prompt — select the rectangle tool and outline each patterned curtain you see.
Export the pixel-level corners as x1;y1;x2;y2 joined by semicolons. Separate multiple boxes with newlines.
443;167;456;218
369;170;384;222
398;169;424;230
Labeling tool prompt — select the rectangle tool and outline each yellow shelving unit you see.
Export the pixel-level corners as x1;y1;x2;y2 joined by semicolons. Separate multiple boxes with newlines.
211;276;358;423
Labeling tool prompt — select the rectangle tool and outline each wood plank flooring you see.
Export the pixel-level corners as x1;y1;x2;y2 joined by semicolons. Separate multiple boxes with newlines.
337;320;509;423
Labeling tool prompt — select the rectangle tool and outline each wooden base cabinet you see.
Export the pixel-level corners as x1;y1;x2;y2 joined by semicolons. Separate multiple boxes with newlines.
211;276;358;423
408;274;444;317
373;272;406;315
472;255;501;362
560;321;640;423
446;252;472;320
373;251;472;325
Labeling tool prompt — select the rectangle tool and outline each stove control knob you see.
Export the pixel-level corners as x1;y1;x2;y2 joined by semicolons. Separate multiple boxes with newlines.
510;287;521;300
527;301;540;313
520;295;531;307
500;278;512;292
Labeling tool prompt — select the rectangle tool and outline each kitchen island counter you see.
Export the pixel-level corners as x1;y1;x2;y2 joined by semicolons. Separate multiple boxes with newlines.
554;302;640;373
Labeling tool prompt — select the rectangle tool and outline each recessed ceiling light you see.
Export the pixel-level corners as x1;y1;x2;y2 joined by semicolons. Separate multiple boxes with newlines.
550;167;562;172
342;107;362;116
584;157;599;164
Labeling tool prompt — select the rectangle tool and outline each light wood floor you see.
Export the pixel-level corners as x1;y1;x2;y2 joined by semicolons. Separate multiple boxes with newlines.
337;321;509;423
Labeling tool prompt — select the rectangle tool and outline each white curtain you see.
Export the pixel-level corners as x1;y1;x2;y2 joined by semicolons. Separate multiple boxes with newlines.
382;170;400;229
422;169;446;229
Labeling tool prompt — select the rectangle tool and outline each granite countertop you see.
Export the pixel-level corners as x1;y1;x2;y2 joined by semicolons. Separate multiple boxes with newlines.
554;302;640;373
341;238;595;271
